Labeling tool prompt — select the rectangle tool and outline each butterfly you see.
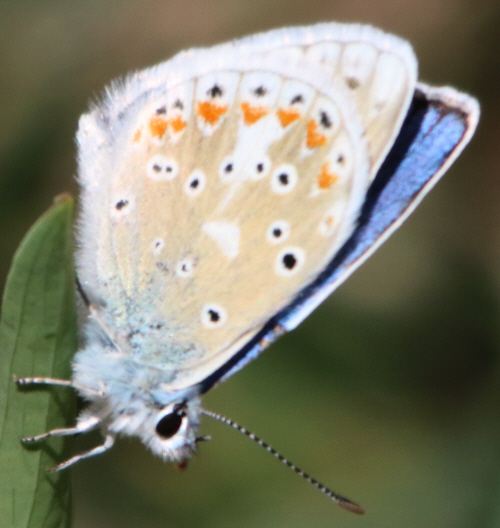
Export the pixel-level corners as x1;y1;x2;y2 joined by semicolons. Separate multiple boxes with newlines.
16;22;479;512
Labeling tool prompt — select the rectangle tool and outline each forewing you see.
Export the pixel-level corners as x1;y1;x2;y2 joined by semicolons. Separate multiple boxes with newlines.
76;24;418;390
231;23;417;176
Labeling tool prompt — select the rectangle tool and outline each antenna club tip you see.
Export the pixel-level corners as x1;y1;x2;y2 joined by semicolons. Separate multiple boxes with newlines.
338;500;365;515
203;409;364;513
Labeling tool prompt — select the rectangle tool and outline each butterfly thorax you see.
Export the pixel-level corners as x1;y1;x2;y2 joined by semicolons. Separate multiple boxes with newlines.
72;322;202;461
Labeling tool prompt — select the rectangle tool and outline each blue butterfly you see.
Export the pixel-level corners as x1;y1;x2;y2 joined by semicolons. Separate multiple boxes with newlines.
16;23;478;513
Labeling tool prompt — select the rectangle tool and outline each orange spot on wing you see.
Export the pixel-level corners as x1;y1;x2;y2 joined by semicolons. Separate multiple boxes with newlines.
277;107;300;127
168;115;187;133
149;116;168;138
317;164;339;189
197;101;228;125
306;119;327;148
241;102;268;125
133;128;142;142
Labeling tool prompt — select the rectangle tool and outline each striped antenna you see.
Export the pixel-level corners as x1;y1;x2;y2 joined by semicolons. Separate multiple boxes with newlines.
201;409;364;515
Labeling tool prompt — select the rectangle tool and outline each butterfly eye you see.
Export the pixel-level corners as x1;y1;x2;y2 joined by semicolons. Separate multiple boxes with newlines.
156;411;186;439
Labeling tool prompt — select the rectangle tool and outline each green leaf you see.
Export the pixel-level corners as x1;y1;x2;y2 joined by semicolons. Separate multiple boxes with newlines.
0;195;77;528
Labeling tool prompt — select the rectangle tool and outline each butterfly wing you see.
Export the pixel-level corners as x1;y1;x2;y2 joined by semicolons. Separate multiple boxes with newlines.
231;23;417;177
199;83;479;391
76;24;431;392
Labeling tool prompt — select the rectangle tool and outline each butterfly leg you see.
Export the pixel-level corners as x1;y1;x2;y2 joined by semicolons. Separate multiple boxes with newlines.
21;414;101;444
14;375;104;396
50;434;115;472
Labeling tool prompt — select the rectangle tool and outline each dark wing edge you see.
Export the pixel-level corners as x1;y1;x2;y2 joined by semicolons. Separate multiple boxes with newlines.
199;83;480;393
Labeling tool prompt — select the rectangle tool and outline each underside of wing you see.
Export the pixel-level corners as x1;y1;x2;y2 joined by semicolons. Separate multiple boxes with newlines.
200;84;479;392
75;23;420;391
230;23;417;176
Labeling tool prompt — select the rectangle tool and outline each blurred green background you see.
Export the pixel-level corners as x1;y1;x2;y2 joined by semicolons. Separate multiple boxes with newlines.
1;1;500;527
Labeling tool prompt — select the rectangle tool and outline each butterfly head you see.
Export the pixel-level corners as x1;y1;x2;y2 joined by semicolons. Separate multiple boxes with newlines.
73;341;202;461
143;398;202;461
83;388;202;461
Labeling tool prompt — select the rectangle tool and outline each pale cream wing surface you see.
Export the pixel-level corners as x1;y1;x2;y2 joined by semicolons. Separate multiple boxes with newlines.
230;23;417;177
305;39;416;176
76;27;415;391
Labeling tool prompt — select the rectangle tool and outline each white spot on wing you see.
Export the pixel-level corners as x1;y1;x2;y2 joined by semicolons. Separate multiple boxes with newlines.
152;238;165;255
176;258;194;277
250;155;271;180
275;247;305;276
219;157;237;182
326;132;353;179
266;220;290;244
146;155;179;181
305;43;342;69
277;80;315;113
240;72;281;106
110;192;136;220
340;42;377;90
368;53;407;119
319;208;340;237
201;303;227;328
271;164;298;194
185;170;206;197
202;222;240;259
